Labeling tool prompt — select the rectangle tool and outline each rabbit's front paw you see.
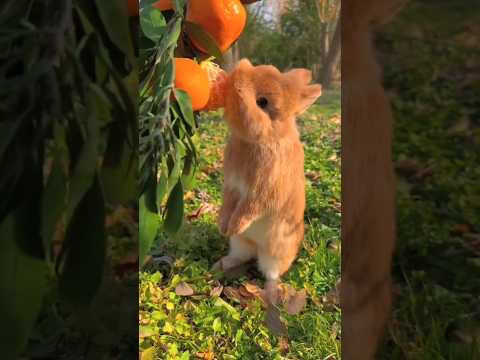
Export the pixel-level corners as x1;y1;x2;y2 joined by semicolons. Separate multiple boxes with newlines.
219;217;230;236
226;216;251;236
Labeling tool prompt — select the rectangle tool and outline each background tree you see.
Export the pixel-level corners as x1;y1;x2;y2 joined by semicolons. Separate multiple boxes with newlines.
236;0;340;88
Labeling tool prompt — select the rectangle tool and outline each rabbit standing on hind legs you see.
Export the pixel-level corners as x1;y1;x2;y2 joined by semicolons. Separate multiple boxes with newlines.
211;59;322;304
342;0;408;359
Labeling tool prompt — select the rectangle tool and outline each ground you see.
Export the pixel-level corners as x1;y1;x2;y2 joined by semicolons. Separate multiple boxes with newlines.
139;90;341;360
376;1;480;359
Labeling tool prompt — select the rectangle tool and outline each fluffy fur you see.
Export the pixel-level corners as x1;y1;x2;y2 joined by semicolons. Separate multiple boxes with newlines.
213;59;322;302
342;0;408;359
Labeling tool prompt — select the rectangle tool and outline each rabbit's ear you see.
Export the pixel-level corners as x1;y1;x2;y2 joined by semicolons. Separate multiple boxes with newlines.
296;84;322;115
285;68;312;85
237;58;253;69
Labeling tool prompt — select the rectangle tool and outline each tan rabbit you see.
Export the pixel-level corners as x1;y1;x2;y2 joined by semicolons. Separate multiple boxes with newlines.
342;1;408;359
212;59;322;302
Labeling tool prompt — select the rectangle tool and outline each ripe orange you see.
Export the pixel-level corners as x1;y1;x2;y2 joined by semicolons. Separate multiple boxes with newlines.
201;61;228;111
153;0;174;11
174;58;210;111
186;0;247;53
128;0;139;16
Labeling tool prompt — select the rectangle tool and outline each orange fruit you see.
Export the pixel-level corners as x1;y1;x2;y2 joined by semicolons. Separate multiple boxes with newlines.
153;0;174;11
201;61;228;111
128;0;139;16
186;0;247;53
174;58;210;111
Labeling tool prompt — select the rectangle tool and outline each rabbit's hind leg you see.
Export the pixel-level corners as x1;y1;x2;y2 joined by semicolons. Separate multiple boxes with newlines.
211;235;257;271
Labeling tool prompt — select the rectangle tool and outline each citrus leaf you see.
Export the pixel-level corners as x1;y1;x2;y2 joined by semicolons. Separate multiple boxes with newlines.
156;174;168;207
161;16;182;50
139;194;160;268
174;89;195;128
94;0;135;65
59;175;106;307
140;5;167;41
41;158;67;251
0;120;22;161
101;142;137;205
183;21;224;61
65;92;100;225
0;214;48;358
163;180;184;235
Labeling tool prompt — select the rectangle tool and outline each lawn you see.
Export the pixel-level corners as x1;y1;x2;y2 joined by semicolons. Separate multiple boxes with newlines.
139;90;341;360
376;1;480;359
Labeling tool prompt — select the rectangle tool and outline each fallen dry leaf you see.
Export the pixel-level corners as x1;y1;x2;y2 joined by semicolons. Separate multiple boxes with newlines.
277;284;297;306
222;261;254;279
195;351;215;360
175;282;195;296
330;115;341;124
452;223;472;235
187;203;217;221
242;282;267;306
447;116;471;135
321;287;340;312
285;289;307;315
278;337;290;354
265;305;287;336
223;286;244;304
196;191;211;202
210;284;224;297
464;233;480;255
305;171;321;182
395;158;421;175
184;191;195;201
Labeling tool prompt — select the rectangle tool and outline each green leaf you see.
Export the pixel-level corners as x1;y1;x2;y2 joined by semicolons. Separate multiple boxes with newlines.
101;142;137;205
0;120;22;162
173;0;186;16
183;21;224;61
94;0;135;65
181;152;195;190
139;194;160;267
65;93;100;225
145;173;158;214
0;214;48;359
156;168;168;209
140;5;167;42
166;140;185;196
163;180;184;235
174;89;195;128
161;16;182;50
41;158;67;253
180;351;190;360
59;175;106;307
212;317;222;333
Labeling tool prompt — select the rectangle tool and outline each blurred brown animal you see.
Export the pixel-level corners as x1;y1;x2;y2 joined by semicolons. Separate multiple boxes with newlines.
342;0;408;359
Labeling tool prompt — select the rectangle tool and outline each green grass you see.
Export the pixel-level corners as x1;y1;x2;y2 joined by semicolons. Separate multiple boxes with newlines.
376;1;480;359
139;92;341;360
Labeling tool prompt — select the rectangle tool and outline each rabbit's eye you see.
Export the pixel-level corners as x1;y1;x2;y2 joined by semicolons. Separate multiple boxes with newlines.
256;97;268;109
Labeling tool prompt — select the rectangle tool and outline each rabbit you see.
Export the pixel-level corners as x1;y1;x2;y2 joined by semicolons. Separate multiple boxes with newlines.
211;59;322;303
341;1;408;359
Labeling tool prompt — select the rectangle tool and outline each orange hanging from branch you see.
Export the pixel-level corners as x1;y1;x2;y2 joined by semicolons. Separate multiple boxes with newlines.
186;0;247;53
174;58;211;111
153;0;174;11
128;0;139;16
